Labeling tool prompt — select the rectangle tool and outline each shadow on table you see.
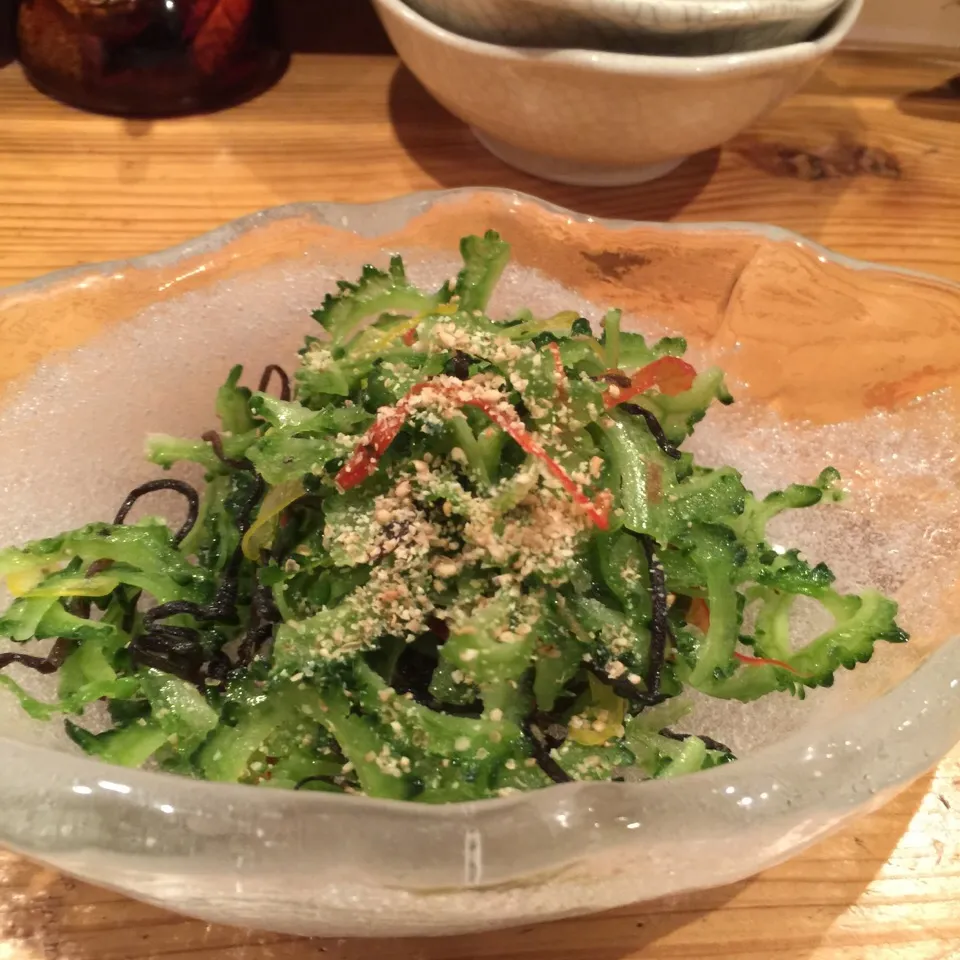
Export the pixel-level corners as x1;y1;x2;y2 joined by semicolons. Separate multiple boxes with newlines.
896;73;960;123
389;60;916;248
11;775;930;960
386;64;721;223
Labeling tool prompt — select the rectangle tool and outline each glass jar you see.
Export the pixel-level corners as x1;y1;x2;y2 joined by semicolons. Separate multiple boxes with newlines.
17;0;287;116
1;0;16;63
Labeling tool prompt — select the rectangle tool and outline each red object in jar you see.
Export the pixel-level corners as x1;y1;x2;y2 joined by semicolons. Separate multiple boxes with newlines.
17;0;286;116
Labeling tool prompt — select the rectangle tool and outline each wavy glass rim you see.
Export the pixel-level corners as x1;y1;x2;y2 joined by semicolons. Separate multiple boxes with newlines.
373;0;861;74
1;188;958;826
2;188;952;300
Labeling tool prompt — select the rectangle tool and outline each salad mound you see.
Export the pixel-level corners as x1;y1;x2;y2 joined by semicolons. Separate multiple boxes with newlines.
0;233;907;800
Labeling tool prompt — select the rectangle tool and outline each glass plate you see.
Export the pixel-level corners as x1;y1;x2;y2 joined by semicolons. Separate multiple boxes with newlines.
0;188;958;937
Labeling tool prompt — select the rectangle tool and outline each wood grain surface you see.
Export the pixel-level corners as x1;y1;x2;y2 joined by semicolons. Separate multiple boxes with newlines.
2;34;960;960
3;49;960;286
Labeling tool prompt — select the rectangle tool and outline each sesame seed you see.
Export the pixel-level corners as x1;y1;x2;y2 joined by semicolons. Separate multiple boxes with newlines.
605;660;627;680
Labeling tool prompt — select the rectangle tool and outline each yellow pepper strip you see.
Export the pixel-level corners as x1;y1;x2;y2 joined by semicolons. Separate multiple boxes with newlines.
349;302;458;359
241;478;306;561
567;674;627;746
5;567;50;597
506;310;579;339
576;337;606;361
352;315;420;358
25;574;121;599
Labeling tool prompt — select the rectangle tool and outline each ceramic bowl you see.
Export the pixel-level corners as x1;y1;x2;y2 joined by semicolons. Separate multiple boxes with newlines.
373;0;862;186
1;189;959;938
404;0;847;55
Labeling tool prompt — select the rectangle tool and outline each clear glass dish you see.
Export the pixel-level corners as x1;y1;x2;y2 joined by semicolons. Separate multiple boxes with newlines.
0;189;958;937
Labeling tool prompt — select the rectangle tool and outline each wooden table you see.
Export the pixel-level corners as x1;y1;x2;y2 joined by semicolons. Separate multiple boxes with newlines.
2;43;960;960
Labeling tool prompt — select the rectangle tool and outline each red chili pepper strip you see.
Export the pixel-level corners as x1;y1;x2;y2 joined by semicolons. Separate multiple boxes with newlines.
546;342;566;401
733;651;804;675
604;357;697;409
335;379;611;529
687;598;807;676
402;328;417;346
475;396;610;530
335;389;423;490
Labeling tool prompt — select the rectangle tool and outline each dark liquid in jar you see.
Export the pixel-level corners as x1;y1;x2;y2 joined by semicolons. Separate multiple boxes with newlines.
17;0;287;116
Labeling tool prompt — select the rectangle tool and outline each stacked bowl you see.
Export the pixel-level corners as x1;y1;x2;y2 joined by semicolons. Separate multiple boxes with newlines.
372;0;862;185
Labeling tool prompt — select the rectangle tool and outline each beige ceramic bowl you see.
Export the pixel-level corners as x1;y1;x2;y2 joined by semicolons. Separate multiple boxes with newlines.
404;0;846;55
373;0;862;186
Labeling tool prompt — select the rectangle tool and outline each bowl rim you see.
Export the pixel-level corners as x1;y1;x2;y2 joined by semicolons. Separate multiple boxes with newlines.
372;0;863;75
0;187;958;827
2;187;954;301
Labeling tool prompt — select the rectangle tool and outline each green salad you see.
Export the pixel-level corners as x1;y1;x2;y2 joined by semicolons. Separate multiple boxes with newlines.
0;232;907;800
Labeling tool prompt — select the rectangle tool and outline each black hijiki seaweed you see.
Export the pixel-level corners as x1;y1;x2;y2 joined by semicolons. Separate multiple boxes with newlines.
598;371;632;388
236;551;283;669
636;533;671;704
114;478;200;546
582;532;675;710
448;351;480;381
594;373;681;460
201;430;252;470
391;645;483;718
523;710;572;784
128;475;267;685
258;363;291;401
620;404;682;460
0;637;70;675
293;774;346;792
584;663;670;709
660;728;736;758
